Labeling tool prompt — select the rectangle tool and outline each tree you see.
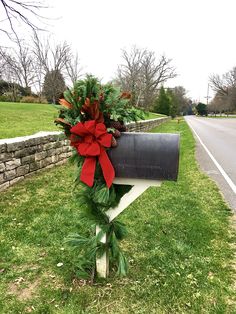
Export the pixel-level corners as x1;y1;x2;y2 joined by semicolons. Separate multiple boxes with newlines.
33;34;71;74
0;40;35;93
0;0;47;39
195;102;207;116
209;67;236;112
32;34;72;101
141;52;176;108
43;70;66;103
153;86;170;115
65;52;83;86
116;46;176;109
167;89;178;118
116;46;145;106
0;0;47;40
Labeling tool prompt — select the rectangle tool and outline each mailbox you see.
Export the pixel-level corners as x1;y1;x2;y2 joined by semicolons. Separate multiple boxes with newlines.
108;132;179;181
96;132;180;278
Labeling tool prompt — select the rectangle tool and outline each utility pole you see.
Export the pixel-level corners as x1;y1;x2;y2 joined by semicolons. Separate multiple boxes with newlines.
205;83;211;105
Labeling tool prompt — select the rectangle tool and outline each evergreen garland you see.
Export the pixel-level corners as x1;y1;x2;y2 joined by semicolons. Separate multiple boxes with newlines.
55;75;144;280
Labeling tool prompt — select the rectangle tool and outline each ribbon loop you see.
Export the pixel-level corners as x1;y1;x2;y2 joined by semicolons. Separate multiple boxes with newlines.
70;120;115;188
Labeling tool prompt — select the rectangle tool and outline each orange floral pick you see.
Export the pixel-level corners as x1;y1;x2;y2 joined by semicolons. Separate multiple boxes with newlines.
54;118;72;127
82;98;104;123
59;98;73;109
120;92;132;99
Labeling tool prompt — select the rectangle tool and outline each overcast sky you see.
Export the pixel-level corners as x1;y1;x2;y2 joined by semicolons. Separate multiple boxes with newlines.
2;0;236;102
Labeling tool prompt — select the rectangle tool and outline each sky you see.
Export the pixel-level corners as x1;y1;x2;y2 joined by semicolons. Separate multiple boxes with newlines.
2;0;236;102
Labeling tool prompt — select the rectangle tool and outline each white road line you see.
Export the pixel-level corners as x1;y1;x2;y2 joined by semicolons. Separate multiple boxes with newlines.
187;119;236;194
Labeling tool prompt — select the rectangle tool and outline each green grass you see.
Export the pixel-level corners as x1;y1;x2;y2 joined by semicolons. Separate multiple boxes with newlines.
0;102;165;139
0;102;59;139
0;120;235;313
144;112;166;120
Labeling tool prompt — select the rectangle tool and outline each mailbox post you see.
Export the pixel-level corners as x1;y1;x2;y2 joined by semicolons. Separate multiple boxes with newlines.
96;132;180;278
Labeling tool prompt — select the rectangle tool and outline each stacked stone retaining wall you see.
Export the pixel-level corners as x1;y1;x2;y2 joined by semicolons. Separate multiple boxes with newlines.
0;117;170;191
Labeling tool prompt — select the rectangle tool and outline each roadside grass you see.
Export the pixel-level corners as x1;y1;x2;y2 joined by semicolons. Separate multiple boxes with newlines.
0;102;59;139
0;120;235;313
0;102;164;139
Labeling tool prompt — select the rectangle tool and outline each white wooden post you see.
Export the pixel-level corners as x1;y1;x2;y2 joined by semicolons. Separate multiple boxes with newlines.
96;179;162;278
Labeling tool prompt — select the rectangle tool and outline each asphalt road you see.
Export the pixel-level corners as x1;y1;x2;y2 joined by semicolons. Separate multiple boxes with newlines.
185;116;236;211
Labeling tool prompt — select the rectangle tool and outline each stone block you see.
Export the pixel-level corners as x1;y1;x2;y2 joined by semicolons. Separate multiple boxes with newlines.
7;141;25;152
62;145;70;153
35;151;47;161
39;156;53;168
10;176;24;186
0;152;13;162
0;173;5;184
14;148;30;158
5;159;21;170
24;137;42;147
47;148;56;157
29;161;41;171
58;153;68;161
4;169;16;181
0;181;9;192
55;147;64;154
40;136;52;144
37;144;44;152
16;164;30;176
0;144;6;153
0;163;5;173
15;145;39;158
21;155;35;165
43;142;55;150
52;155;59;163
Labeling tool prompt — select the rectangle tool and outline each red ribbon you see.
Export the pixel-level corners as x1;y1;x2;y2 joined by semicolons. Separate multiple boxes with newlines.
70;120;115;188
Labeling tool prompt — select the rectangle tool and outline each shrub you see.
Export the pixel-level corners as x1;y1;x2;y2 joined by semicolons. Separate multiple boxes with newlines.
20;96;48;104
0;92;21;102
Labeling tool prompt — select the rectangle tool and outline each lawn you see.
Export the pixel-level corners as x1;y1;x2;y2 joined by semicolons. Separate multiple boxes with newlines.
144;112;166;120
0;102;59;139
0;120;235;313
0;102;165;139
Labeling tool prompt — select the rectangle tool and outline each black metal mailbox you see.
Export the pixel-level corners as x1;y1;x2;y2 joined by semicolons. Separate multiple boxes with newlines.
108;132;180;181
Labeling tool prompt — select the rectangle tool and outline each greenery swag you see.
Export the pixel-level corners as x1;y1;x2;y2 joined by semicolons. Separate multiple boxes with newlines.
55;75;144;280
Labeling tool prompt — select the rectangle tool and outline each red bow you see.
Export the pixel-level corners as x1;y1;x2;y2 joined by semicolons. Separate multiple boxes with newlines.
70;120;115;188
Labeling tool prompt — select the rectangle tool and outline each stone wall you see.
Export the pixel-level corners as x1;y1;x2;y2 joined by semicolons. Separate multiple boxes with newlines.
126;116;170;132
0;132;72;192
0;117;170;191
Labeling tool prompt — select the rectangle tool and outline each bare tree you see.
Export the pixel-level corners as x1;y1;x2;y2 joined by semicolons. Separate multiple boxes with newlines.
117;46;145;106
141;52;176;107
209;74;228;96
116;46;176;108
209;67;236;112
0;39;35;93
0;0;47;39
65;52;83;86
33;34;71;74
32;34;72;102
